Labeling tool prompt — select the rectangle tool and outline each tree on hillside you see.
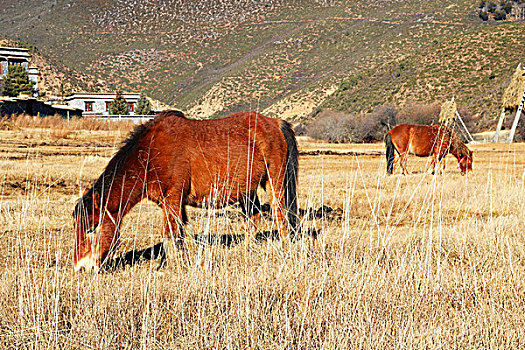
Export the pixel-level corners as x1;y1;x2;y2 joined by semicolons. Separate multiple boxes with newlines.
479;10;489;20
487;1;497;12
494;9;507;19
3;65;35;97
108;90;129;115
135;93;152;115
501;1;513;13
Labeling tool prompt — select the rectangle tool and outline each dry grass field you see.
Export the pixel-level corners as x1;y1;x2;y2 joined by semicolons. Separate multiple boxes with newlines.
1;118;525;349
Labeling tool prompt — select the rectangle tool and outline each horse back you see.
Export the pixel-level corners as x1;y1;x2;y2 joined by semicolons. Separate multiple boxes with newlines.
389;124;447;156
145;112;287;206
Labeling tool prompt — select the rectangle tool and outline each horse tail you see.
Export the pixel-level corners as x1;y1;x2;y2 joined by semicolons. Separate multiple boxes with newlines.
280;120;298;233
385;132;395;175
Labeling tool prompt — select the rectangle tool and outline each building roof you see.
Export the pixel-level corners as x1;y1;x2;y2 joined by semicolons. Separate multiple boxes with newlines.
0;47;31;58
0;96;82;112
0;96;35;102
50;104;82;111
0;56;30;61
63;92;141;101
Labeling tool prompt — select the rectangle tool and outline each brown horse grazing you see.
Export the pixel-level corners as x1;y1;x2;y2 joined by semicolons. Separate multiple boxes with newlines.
73;111;298;272
385;124;473;175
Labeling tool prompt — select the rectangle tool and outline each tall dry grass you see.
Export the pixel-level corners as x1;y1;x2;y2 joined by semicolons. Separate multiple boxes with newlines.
0;128;524;348
1;114;135;131
0;114;135;143
0;114;135;145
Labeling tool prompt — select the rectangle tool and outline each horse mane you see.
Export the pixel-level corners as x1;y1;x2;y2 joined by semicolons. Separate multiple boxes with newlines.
449;127;469;158
93;110;187;196
88;121;150;201
74;111;187;216
96;110;188;193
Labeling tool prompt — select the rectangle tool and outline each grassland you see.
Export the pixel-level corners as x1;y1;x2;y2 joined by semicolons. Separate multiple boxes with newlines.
0;119;524;348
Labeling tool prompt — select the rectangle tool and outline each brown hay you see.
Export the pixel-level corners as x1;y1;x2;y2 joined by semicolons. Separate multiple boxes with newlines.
439;100;457;123
502;65;525;109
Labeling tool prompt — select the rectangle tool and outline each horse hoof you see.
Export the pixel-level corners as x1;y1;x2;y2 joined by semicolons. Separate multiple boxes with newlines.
175;239;185;250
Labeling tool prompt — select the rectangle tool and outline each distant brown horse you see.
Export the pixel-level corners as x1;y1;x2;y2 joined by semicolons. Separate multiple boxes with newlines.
73;111;298;272
385;124;472;175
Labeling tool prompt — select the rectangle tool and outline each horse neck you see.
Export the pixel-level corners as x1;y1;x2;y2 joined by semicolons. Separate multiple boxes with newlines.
92;120;154;216
93;159;142;216
449;136;467;159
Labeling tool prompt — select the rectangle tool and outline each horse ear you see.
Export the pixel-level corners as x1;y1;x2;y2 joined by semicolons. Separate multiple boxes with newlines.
93;191;100;210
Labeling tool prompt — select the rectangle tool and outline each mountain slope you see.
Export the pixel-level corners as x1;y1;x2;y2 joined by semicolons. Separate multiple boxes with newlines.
0;0;523;120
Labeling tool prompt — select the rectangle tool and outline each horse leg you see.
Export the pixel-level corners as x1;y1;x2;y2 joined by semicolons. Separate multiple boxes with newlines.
240;189;261;234
160;198;187;263
438;152;447;174
430;153;438;175
399;152;409;175
266;171;288;238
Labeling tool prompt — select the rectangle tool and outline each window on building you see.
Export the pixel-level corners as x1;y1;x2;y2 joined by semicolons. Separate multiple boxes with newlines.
105;101;112;112
127;103;134;113
85;102;93;112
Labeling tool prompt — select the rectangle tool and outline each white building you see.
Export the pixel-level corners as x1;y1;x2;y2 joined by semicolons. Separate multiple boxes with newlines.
57;92;141;116
0;47;38;92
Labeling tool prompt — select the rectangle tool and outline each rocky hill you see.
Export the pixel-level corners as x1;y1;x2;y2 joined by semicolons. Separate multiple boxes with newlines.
0;0;524;121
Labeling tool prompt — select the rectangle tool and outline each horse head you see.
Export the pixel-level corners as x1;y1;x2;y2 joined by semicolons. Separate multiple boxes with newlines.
73;188;116;272
458;150;473;175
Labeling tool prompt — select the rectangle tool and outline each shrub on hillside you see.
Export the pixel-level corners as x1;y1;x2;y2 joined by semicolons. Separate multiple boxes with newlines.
307;106;398;143
397;103;441;125
479;10;489;20
293;124;307;136
357;105;398;143
306;111;357;143
501;1;513;13
338;75;360;92
306;104;482;144
493;9;507;20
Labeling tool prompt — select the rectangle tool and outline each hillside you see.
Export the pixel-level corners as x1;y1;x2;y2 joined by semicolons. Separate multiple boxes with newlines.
0;0;524;120
0;37;106;98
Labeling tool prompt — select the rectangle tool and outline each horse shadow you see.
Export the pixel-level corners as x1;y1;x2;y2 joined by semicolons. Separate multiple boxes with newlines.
103;228;321;271
103;243;164;271
255;228;320;241
193;227;320;245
